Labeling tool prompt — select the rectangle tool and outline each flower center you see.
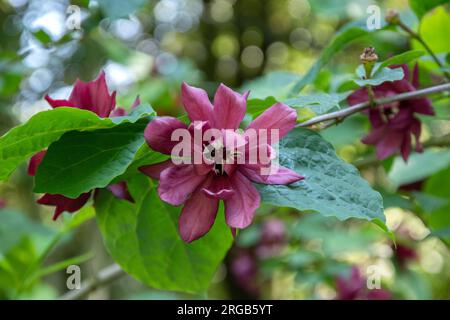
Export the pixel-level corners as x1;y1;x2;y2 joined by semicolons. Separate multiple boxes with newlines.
203;141;239;176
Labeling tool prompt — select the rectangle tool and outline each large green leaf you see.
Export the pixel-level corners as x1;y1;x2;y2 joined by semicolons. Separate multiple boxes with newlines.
34;122;146;198
409;0;450;19
257;128;385;223
413;6;450;54
95;175;233;293
0;105;154;182
388;149;450;188
424;166;450;244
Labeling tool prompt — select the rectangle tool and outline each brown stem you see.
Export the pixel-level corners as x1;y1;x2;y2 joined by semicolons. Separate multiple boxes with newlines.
397;21;450;81
297;83;450;128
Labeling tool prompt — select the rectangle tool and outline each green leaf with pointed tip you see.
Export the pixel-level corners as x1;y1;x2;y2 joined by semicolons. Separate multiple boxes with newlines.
376;50;425;71
242;72;301;100
388;149;450;188
285;92;350;115
95;175;233;293
0;105;154;182
34;122;146;198
257;128;385;223
354;65;404;86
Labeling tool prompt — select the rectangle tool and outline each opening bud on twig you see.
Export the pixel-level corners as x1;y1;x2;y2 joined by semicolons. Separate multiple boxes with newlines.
360;47;378;79
385;9;400;25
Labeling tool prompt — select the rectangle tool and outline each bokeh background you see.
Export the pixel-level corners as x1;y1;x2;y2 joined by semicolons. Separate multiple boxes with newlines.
0;0;449;299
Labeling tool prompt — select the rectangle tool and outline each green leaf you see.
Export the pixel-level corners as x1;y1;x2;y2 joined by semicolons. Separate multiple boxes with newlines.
32;29;52;46
388;149;450;188
409;0;449;19
424;166;450;244
242;71;301;100
95;175;233;293
320;114;367;148
354;65;404;86
285;92;349;115
110;103;155;124
0;210;54;255
376;50;425;71
257;128;385;223
34;122;146;198
0;106;153;182
412;6;450;54
290;20;389;94
246;96;278;118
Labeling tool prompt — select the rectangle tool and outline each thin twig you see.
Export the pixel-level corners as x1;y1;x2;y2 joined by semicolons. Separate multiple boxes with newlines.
297;83;450;128
397;20;450;81
59;263;126;300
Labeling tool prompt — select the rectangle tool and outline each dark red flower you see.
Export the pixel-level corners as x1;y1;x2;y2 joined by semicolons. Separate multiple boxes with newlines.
335;266;391;300
348;64;434;161
30;71;137;220
0;199;6;209
393;243;417;269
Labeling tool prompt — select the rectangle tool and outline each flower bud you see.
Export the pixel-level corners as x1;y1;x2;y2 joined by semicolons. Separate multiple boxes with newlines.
360;47;378;78
385;9;400;25
360;47;378;64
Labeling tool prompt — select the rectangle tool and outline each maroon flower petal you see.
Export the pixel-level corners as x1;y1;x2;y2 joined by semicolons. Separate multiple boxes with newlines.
139;160;174;180
110;107;127;117
366;289;392;300
110;96;141;117
202;175;235;200
368;109;384;128
68;71;116;117
144;116;189;155
178;185;219;243
28;150;47;176
181;82;214;123
361;126;387;145
44;96;77;109
246;102;297;145
224;171;260;229
213;83;247;129
107;181;134;203
37;192;91;220
409;97;435;116
239;165;304;185
375;131;404;160
400;133;412;162
335;267;365;300
131;95;141;109
347;87;369;106
158;164;207;206
411;118;423;153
